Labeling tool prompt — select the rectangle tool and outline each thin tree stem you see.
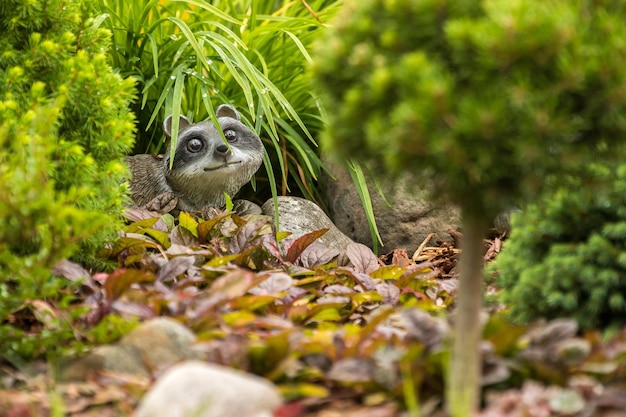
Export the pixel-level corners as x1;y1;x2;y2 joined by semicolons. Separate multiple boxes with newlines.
447;212;487;417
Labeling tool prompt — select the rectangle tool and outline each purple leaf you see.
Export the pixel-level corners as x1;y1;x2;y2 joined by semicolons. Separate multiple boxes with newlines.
249;272;294;295
376;283;400;305
401;309;449;350
259;233;283;261
229;219;265;253
297;241;339;268
323;284;354;295
350;270;378;291
170;225;198;247
156;256;196;282
346;243;380;274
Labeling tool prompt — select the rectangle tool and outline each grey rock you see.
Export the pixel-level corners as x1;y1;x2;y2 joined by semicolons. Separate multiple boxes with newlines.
321;160;460;252
135;360;282;417
60;317;199;381
262;196;355;252
120;317;200;371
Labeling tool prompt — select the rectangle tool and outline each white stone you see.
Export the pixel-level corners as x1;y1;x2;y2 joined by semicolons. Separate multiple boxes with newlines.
135;361;282;417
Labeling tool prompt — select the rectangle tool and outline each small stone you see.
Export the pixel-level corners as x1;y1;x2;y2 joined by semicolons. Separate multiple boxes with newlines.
549;388;585;415
60;317;199;381
120;317;200;372
135;361;282;417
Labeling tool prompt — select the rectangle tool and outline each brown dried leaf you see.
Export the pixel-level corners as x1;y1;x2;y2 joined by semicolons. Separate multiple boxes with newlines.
391;249;411;268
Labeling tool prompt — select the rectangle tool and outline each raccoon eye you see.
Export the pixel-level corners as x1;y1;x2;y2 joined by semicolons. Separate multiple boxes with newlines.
186;138;203;153
224;129;237;143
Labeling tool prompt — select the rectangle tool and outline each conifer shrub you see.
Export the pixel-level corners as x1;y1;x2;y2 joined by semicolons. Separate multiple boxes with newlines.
0;0;135;359
494;164;626;331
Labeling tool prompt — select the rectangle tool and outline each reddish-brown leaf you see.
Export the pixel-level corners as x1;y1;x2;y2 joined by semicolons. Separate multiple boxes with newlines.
197;213;231;242
156;255;196;282
103;268;155;300
284;228;329;263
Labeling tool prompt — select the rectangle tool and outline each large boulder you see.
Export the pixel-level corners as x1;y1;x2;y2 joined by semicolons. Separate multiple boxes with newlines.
322;160;460;253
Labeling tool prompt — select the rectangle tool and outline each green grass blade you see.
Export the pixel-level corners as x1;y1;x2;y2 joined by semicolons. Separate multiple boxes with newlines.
168;70;186;169
348;159;383;252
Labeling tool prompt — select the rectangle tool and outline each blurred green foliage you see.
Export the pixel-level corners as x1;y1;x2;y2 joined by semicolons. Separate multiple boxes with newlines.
313;0;626;219
494;164;626;331
312;0;626;414
0;0;135;359
94;0;341;205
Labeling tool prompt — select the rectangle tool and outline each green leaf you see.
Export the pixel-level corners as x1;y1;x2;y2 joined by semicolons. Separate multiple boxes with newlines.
179;211;199;237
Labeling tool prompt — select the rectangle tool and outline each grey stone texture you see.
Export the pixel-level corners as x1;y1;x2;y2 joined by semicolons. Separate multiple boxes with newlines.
321;160;460;252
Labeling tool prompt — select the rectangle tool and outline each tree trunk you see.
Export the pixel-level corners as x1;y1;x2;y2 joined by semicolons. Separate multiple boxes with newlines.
446;211;487;417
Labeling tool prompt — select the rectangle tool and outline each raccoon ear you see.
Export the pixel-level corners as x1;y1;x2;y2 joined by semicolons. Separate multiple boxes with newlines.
215;104;240;121
163;115;192;139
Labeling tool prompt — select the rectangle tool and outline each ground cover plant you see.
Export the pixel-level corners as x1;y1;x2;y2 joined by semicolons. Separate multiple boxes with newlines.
2;209;626;416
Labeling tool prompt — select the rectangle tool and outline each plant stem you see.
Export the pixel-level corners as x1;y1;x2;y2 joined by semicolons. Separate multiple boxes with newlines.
447;211;487;417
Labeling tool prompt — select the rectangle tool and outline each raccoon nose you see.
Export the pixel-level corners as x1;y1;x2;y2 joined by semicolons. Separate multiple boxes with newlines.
215;143;230;155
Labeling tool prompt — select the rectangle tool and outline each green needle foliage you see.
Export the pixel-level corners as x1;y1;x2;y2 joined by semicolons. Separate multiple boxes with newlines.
494;164;626;331
0;0;135;359
313;0;626;415
94;0;341;205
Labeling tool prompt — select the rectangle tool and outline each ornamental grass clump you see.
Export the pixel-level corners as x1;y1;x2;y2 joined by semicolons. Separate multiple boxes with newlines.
95;0;341;205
